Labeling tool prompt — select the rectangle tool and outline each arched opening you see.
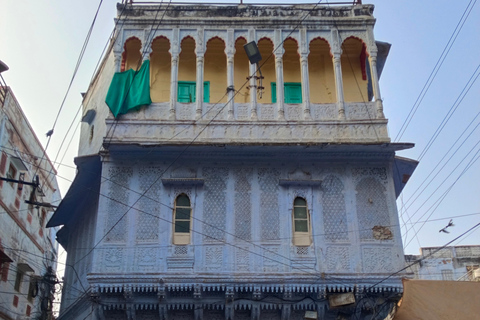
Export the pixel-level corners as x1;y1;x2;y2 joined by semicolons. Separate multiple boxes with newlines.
292;197;311;246
150;37;171;103
341;37;368;102
121;37;142;72
234;37;250;103
177;37;197;103
309;38;335;103
257;38;275;103
205;37;227;103
282;38;302;104
173;193;192;245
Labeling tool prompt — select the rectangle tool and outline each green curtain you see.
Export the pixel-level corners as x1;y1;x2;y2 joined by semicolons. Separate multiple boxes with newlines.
105;60;152;118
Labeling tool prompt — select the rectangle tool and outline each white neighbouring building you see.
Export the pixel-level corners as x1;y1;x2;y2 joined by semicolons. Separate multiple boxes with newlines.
0;63;61;320
49;2;418;319
405;245;480;282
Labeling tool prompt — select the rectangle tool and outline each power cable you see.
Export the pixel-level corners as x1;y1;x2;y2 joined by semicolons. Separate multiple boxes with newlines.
417;63;480;161
394;0;477;142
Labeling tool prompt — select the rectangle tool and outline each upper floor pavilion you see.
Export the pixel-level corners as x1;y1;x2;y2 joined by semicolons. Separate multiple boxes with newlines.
80;2;408;155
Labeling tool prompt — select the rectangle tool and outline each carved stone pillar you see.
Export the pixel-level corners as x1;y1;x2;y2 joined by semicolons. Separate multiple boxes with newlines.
248;28;258;120
195;54;204;119
332;52;346;120
275;54;285;120
281;304;291;320
300;54;311;120
368;51;385;119
227;54;235;120
113;53;122;73
170;54;179;120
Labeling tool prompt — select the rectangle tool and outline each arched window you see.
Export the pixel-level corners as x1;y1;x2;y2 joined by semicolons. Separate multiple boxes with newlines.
292;197;311;246
173;194;192;245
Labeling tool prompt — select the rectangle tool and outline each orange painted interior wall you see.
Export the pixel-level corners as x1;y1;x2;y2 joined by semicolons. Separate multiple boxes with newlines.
283;38;301;84
257;38;275;104
234;38;250;103
204;38;227;103
178;37;196;82
341;38;368;102
150;37;171;103
123;38;142;71
308;38;336;103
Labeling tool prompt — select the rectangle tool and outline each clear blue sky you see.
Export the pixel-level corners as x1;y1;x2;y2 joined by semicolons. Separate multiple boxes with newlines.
1;0;479;254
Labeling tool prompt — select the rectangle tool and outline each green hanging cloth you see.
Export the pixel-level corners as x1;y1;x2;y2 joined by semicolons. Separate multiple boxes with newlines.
105;60;152;118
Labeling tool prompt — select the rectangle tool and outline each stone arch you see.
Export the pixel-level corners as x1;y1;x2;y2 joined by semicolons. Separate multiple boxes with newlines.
257;37;275;103
234;37;250;103
283;37;302;104
177;36;197;102
341;36;368;102
309;37;335;103
150;36;171;102
205;37;227;103
121;37;142;72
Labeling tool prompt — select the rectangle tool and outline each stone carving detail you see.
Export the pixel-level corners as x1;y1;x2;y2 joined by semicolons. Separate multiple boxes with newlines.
105;166;132;242
177;104;194;120
258;105;276;120
263;246;281;272
104;248;124;272
203;168;228;241
351;167;388;184
135;247;158;272
345;102;376;120
322;175;348;242
236;248;250;272
174;246;188;255
286;105;302;121
356;177;390;241
296;247;309;256
326;246;350;272
136;167;162;242
205;246;223;270
311;104;337;120
363;247;394;273
258;168;280;240
235;105;250;120
203;104;228;120
234;168;252;241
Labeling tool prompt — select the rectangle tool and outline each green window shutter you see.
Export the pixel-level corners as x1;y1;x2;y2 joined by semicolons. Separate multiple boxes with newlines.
178;81;195;102
203;81;210;103
271;82;277;103
285;83;302;104
178;81;210;103
271;82;302;104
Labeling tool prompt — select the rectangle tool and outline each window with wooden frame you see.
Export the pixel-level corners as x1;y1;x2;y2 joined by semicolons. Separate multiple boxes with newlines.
173;194;192;245
6;163;17;186
292;197;311;246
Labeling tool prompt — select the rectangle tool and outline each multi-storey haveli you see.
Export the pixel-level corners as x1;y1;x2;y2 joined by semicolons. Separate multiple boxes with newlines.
0;62;61;320
49;2;418;319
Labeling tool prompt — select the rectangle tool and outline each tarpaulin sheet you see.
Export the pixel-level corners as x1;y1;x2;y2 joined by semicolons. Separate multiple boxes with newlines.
394;279;480;320
105;60;152;118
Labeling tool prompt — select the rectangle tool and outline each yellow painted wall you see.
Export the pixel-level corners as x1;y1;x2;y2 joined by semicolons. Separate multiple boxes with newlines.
124;38;142;71
257;38;275;103
308;39;335;103
234;38;250;103
204;38;227;103
341;38;368;102
178;37;196;82
150;37;171;102
283;38;301;84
